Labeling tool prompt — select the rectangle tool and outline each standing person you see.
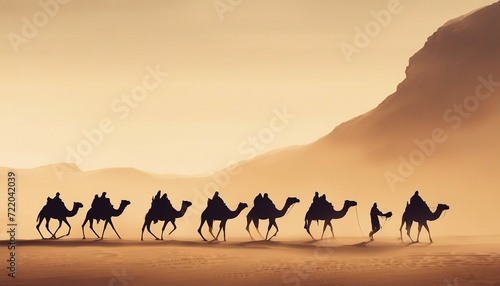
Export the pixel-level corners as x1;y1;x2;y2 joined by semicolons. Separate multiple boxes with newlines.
368;203;391;241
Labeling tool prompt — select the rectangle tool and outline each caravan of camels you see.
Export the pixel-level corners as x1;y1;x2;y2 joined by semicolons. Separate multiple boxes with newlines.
35;190;449;243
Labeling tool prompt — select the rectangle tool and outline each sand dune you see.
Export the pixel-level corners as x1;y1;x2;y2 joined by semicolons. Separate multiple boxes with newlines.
2;236;499;285
2;2;500;241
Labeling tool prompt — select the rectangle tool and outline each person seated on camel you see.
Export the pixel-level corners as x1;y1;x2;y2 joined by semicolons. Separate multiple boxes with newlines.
254;193;264;212
159;193;173;209
316;193;332;210
47;192;65;211
261;193;275;210
160;193;168;202
410;191;424;205
319;194;328;206
91;194;99;208
313;192;320;204
53;192;62;203
100;192;112;208
154;190;161;201
211;191;225;208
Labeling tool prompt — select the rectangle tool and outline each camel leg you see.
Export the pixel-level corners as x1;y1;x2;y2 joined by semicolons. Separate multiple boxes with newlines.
328;221;335;239
168;221;177;236
160;221;168;239
146;221;159;240
254;219;264;239
36;218;46;239
222;221;227;241
208;220;216;240
305;219;315;240
101;220;109;239
45;218;55;239
141;221;147;241
268;220;279;241
89;219;101;238
406;220;414;242
81;218;88;239
321;221;328;240
215;221;224;241
107;219;121;239
141;215;155;241
63;218;71;236
245;216;254;240
423;222;433;243
52;220;63;238
399;219;405;241
265;220;273;240
55;218;71;238
416;223;423;243
197;219;208;241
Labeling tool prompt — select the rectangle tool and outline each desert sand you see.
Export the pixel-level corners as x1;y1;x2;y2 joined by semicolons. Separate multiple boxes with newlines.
1;236;499;286
1;2;500;286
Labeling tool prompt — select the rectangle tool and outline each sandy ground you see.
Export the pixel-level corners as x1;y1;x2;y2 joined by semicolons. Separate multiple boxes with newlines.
1;236;499;286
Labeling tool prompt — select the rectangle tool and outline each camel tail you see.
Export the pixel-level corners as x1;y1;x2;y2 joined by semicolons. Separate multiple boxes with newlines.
36;210;43;222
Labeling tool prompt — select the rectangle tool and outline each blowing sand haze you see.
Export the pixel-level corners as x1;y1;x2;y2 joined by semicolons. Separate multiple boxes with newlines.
1;0;500;285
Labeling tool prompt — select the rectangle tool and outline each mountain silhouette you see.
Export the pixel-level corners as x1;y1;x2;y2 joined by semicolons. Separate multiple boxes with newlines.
1;2;500;239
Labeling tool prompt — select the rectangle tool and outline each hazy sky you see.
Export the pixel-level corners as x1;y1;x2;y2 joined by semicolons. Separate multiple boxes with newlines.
1;0;497;174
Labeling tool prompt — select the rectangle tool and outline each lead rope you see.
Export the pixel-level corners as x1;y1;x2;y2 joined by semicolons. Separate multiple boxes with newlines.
355;206;366;238
382;215;391;229
285;203;295;215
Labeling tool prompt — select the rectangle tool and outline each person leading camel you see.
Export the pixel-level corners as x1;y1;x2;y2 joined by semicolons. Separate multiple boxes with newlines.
368;203;392;241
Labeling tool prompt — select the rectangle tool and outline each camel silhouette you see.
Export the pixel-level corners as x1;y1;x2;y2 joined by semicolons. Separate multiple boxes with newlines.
81;199;131;239
141;200;192;241
198;201;248;241
399;202;450;243
304;200;358;240
245;197;300;240
36;201;84;239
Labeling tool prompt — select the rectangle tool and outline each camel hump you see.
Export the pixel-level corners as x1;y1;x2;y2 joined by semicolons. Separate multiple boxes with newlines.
408;199;431;215
206;197;232;215
254;195;276;212
45;196;67;215
151;193;174;213
308;195;333;220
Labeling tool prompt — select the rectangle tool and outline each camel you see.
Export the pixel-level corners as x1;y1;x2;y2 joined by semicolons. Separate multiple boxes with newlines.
304;200;358;240
399;202;450;243
198;202;248;241
81;200;131;239
36;202;84;239
245;197;300;240
141;200;192;241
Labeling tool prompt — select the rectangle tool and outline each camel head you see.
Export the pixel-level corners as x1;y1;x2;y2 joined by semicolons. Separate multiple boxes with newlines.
120;200;132;207
286;197;300;205
74;202;84;209
182;200;193;207
237;202;249;210
437;203;450;211
345;200;357;208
